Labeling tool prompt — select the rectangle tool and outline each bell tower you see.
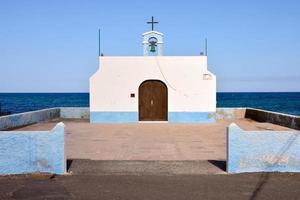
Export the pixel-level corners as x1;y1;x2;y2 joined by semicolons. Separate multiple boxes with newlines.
142;16;163;56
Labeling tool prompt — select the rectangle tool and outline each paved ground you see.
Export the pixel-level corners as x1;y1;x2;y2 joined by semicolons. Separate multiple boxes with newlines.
1;170;300;200
16;118;292;161
6;120;300;199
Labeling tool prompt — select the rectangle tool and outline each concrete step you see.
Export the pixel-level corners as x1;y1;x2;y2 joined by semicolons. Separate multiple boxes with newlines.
67;159;226;175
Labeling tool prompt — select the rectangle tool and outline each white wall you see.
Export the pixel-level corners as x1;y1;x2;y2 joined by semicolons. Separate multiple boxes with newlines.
90;56;216;112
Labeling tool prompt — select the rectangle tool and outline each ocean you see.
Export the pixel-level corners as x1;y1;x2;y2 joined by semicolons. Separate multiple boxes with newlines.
0;92;299;116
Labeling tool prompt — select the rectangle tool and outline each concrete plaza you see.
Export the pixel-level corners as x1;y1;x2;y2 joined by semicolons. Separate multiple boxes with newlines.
2;118;298;200
16;118;291;162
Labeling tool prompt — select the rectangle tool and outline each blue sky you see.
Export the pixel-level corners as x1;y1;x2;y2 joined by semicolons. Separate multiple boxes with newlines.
0;0;299;92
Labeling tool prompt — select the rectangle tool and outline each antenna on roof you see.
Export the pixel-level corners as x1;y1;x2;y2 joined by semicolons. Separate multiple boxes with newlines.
205;38;208;56
98;29;101;57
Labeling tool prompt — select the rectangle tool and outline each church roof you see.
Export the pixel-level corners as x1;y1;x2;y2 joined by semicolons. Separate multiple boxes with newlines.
142;31;164;36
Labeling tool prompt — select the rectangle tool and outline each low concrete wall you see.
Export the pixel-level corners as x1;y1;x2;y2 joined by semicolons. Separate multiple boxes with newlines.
0;107;90;130
1;107;299;129
0;122;65;175
227;123;300;173
60;107;89;119
215;107;300;130
215;108;246;120
0;108;60;131
245;108;300;130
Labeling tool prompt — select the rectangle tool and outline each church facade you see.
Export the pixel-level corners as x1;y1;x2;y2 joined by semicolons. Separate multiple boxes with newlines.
90;18;216;123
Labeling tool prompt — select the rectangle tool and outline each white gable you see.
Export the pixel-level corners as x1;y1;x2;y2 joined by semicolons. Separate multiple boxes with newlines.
142;31;164;36
90;56;216;113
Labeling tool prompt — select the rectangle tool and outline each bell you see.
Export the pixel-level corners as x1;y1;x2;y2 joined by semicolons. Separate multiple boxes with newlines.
150;45;156;52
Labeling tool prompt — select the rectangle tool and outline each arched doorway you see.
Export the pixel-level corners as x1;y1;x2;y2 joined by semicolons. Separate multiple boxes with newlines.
139;80;168;121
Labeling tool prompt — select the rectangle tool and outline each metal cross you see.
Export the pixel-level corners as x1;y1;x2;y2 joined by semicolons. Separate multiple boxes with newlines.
147;16;158;31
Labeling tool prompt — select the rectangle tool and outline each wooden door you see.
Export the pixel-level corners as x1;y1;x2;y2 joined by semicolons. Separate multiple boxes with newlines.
139;80;168;121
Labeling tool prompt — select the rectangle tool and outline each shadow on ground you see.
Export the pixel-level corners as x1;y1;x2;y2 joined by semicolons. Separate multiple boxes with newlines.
208;160;226;171
66;159;227;175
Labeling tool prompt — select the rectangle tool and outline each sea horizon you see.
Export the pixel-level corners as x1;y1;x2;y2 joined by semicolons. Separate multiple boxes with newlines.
0;92;299;116
0;91;299;93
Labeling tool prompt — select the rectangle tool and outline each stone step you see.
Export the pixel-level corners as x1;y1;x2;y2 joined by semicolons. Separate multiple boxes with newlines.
67;159;226;175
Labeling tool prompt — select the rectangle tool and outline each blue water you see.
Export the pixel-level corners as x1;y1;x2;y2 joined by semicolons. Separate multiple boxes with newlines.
217;92;300;116
0;93;89;114
0;93;299;116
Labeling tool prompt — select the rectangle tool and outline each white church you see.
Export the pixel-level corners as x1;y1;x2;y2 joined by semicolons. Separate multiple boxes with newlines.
90;17;216;123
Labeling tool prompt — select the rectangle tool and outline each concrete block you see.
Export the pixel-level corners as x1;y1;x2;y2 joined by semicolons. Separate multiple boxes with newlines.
227;123;300;173
0;122;65;175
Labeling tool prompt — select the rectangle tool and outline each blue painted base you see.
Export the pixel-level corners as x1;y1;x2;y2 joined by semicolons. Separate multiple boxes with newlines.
169;112;215;123
90;111;215;123
90;112;138;123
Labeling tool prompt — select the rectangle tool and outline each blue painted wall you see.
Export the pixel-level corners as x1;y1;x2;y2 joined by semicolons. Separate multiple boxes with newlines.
227;123;300;173
90;111;215;123
0;122;65;175
168;112;215;123
90;112;138;123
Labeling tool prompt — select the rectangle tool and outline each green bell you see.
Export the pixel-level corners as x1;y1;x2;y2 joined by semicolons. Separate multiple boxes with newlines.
150;44;156;52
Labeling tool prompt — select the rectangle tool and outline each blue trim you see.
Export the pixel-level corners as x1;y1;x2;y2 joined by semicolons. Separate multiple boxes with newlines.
90;112;138;123
90;111;215;123
169;112;215;123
